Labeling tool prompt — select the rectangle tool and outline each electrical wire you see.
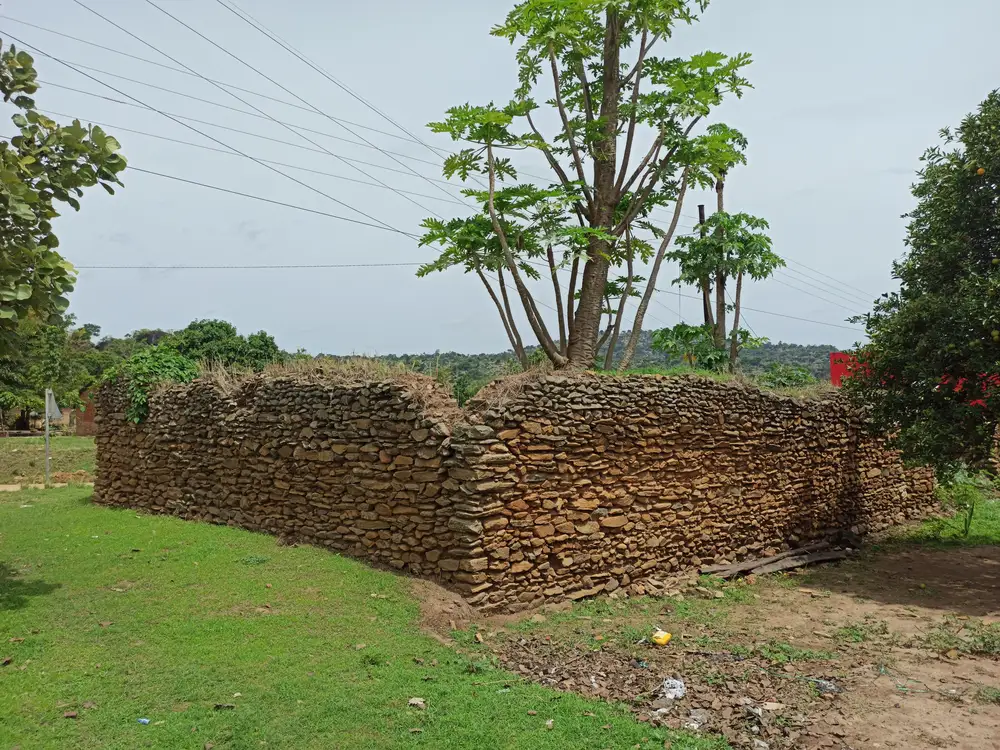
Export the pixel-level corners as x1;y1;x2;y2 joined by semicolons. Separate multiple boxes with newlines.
786;258;879;300
0;13;431;144
26;114;468;206
138;0;458;209
78;262;424;270
4;32;414;236
65;1;442;219
776;267;872;307
781;263;875;305
769;277;863;315
35;88;459;186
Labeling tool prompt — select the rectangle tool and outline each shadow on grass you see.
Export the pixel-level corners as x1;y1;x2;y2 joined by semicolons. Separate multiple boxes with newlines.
800;545;1000;617
0;561;62;611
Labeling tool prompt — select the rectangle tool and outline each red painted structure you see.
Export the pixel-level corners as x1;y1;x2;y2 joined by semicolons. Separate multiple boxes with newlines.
829;352;857;387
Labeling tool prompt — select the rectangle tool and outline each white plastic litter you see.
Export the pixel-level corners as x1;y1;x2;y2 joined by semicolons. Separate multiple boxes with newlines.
661;678;686;700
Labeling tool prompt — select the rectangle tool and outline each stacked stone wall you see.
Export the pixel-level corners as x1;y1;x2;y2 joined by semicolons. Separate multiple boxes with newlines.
95;373;937;610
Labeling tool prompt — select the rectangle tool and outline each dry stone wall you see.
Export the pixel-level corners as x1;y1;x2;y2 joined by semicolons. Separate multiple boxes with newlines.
95;373;937;611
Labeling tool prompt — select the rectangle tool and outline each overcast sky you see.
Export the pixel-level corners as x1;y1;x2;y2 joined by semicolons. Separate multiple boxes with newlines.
4;0;998;354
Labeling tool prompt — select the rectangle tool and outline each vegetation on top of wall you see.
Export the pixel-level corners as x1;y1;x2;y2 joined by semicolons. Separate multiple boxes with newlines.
102;347;199;423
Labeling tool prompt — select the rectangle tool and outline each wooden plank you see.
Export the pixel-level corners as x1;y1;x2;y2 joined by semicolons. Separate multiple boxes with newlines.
701;542;831;577
750;549;850;576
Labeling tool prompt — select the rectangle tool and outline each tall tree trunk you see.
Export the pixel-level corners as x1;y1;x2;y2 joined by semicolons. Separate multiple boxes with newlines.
492;268;529;370
565;254;579;354
603;248;633;370
728;270;744;370
484;145;566;366
713;174;727;348
618;174;688;371
546;246;567;352
697;204;714;328
566;7;621;368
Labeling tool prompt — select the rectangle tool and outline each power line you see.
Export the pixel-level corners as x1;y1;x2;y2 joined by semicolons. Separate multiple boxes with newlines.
127;166;421;237
78;262;424;270
781;263;875;305
28;113;467;206
775;267;872;307
214;0;452;166
655;288;862;333
0;14;421;145
139;0;459;209
35;59;449;159
65;1;442;220
769;277;863;315
5;32;414;237
36;86;460;186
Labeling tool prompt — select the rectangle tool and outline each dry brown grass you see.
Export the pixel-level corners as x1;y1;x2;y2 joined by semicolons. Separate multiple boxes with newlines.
197;358;463;420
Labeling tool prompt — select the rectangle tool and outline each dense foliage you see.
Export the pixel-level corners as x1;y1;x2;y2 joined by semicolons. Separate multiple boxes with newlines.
1;318;286;427
102;347;200;423
845;92;1000;475
0;42;126;351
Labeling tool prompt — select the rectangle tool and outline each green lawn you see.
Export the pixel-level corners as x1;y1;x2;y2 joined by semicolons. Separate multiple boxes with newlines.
883;478;1000;548
0;436;95;485
0;487;717;750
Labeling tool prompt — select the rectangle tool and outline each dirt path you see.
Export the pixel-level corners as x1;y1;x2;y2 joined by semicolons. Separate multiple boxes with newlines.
416;546;1000;749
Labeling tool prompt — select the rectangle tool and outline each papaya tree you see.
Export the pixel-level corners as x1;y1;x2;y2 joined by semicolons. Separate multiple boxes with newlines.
422;0;752;369
0;42;127;352
666;211;781;368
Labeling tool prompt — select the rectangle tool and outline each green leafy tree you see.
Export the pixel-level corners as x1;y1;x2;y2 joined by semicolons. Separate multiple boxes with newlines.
103;347;199;423
422;1;752;368
846;92;1000;475
667;211;781;368
163;319;282;371
0;43;127;350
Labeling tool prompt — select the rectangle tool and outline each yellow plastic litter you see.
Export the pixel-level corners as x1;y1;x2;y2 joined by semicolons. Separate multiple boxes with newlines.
651;630;672;646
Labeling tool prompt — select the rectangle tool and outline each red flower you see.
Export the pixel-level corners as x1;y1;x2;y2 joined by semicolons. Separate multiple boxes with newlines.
968;399;988;408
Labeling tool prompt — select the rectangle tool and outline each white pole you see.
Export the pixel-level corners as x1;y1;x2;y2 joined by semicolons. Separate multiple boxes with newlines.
44;388;51;488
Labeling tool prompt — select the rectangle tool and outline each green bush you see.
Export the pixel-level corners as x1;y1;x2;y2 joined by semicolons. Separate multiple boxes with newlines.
754;362;817;389
103;347;199;423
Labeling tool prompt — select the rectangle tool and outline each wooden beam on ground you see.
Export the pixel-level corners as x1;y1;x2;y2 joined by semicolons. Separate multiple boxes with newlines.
701;542;831;578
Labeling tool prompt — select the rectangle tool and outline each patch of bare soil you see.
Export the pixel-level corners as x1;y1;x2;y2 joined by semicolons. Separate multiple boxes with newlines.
447;547;1000;750
410;577;479;642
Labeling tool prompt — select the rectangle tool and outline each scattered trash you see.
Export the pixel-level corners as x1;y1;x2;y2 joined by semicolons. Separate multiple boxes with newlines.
153;721;165;726
474;632;484;643
232;693;242;698
752;740;770;750
651;629;672;646
98;622;112;628
761;701;785;711
661;678;687;700
81;702;95;709
527;710;537;716
630;658;649;669
409;728;423;734
63;711;78;719
496;688;510;694
1;657;11;667
354;644;366;650
805;677;842;695
408;697;426;710
683;708;712;731
137;718;150;724
544;719;554;730
213;704;236;711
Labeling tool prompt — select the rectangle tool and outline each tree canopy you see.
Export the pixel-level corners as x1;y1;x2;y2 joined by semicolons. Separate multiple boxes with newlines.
0;42;127;351
846;91;1000;475
420;0;753;369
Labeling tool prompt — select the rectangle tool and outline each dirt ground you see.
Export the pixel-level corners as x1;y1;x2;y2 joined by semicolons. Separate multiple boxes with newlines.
415;545;1000;750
